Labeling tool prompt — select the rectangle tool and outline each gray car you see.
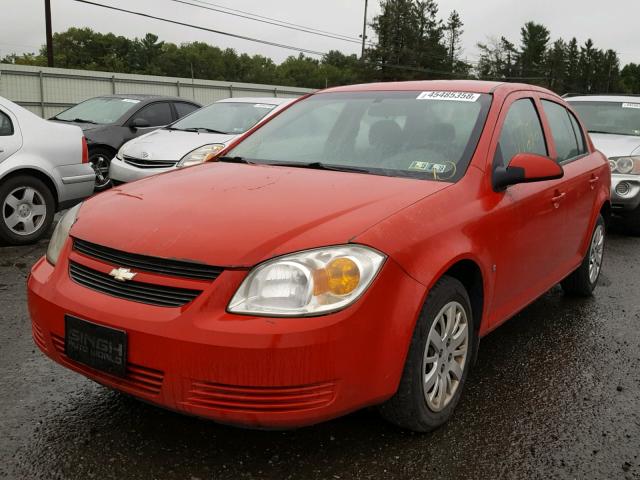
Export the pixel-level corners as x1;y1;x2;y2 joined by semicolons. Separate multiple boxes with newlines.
51;94;201;189
108;97;294;184
568;95;640;233
0;96;95;244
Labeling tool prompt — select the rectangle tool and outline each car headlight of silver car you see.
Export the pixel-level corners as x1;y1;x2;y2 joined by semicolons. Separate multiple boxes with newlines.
177;144;225;168
46;203;82;265
609;156;640;174
228;245;386;317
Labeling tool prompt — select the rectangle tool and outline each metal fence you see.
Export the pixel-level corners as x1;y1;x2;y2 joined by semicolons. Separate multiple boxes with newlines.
0;64;313;118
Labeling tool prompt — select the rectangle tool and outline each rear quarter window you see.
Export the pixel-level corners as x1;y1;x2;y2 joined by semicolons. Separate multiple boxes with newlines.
0;110;14;136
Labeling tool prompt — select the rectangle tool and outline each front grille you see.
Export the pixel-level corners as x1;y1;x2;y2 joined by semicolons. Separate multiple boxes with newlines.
73;238;223;280
69;261;202;307
123;155;177;169
51;334;164;395
182;380;337;413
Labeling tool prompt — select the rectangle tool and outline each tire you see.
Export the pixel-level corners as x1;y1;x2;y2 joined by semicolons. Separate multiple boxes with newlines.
561;214;605;296
0;175;55;245
379;276;476;432
89;147;114;191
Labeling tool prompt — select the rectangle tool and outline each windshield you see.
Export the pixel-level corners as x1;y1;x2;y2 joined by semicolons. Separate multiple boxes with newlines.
225;91;491;182
171;102;278;134
569;101;640;137
55;97;141;124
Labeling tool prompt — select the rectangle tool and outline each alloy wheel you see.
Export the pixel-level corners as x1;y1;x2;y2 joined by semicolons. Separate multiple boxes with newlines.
91;154;111;188
588;224;605;284
422;301;469;412
2;186;47;235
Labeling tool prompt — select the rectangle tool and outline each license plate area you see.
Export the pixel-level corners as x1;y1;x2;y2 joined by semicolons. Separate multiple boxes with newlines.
65;315;127;377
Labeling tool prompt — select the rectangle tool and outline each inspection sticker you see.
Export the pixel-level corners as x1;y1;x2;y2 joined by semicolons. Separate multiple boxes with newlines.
622;102;640;109
417;91;480;102
254;103;276;109
408;161;447;173
122;99;141;103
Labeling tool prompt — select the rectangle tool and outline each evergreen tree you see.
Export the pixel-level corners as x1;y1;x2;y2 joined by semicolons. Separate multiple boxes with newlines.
519;22;550;84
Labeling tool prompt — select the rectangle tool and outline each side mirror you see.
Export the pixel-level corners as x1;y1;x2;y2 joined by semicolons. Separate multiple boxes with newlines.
130;118;150;129
493;153;564;191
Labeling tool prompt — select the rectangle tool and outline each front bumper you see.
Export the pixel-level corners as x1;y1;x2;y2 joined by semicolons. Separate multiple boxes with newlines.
109;157;175;184
27;241;425;428
611;174;640;211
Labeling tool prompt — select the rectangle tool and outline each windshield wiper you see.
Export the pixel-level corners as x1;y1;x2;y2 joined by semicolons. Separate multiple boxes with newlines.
588;130;620;135
265;161;371;174
67;117;97;124
217;156;255;165
181;127;228;134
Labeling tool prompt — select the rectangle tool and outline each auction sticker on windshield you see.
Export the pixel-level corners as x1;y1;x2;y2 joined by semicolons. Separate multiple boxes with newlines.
254;104;276;109
122;99;141;104
417;91;480;102
622;103;640;109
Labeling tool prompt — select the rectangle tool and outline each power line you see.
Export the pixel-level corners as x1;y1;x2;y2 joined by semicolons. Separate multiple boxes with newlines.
184;0;372;45
69;0;327;56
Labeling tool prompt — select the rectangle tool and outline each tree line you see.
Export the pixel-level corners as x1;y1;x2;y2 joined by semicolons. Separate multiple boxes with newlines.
2;0;639;94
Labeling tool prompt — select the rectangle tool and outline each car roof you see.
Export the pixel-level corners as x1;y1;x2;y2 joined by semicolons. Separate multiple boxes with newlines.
319;80;557;96
215;97;294;105
566;95;640;103
95;94;200;104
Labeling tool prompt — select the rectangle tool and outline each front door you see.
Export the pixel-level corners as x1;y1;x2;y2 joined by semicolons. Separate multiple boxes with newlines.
485;93;571;327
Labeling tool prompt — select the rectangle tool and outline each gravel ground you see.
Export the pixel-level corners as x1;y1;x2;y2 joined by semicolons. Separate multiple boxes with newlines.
0;228;639;480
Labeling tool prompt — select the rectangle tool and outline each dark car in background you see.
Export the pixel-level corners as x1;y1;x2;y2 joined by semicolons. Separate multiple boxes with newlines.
51;95;201;189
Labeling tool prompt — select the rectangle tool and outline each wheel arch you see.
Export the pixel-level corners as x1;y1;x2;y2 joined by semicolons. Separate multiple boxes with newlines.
439;258;485;337
88;143;117;155
0;167;59;208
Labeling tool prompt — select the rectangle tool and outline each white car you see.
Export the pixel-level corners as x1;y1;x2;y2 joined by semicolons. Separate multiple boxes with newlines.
0;96;95;245
109;97;295;184
568;95;640;233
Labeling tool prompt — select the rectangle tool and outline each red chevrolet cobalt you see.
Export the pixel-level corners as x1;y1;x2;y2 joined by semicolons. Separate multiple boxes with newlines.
28;81;610;431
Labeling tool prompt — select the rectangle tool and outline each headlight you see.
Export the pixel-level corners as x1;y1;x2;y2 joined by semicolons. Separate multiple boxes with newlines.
609;156;640;174
177;144;224;168
116;145;126;160
228;245;386;316
46;203;82;265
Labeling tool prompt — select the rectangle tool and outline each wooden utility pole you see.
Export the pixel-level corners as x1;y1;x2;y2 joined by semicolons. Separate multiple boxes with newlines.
361;0;368;58
45;0;54;67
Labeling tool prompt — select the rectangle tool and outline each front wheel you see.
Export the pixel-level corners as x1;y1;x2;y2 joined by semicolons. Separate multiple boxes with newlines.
0;175;55;245
561;214;605;296
378;276;475;432
89;147;114;191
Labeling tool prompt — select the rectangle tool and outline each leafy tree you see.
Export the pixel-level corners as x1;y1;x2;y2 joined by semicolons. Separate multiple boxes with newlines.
519;22;550;83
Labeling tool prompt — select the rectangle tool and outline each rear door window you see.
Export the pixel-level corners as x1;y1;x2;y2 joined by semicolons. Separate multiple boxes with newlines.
541;100;581;163
497;98;548;166
134;102;173;127
0;110;14;136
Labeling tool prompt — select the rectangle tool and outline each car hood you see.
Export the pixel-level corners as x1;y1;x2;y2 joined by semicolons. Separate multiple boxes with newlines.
589;133;640;158
122;129;237;161
72;163;448;267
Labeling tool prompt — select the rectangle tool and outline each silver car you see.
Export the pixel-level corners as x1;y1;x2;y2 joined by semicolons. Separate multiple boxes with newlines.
568;95;640;233
0;96;95;245
109;97;295;184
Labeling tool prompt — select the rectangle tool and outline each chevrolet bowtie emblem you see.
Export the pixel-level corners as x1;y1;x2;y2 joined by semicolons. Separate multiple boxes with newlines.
109;267;137;282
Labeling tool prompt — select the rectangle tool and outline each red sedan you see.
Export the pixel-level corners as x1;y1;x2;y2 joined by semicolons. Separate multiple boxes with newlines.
28;81;610;431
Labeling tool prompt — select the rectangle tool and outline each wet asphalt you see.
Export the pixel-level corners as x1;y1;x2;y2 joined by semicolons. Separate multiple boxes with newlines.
0;227;639;480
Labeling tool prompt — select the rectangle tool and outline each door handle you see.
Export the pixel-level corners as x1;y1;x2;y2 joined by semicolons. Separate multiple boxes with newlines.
589;175;599;189
552;191;566;208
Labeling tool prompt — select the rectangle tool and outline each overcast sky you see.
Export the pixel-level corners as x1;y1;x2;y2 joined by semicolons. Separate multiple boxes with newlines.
0;0;638;70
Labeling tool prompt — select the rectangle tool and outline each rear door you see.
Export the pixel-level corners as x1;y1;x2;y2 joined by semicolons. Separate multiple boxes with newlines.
538;97;601;266
0;106;22;163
